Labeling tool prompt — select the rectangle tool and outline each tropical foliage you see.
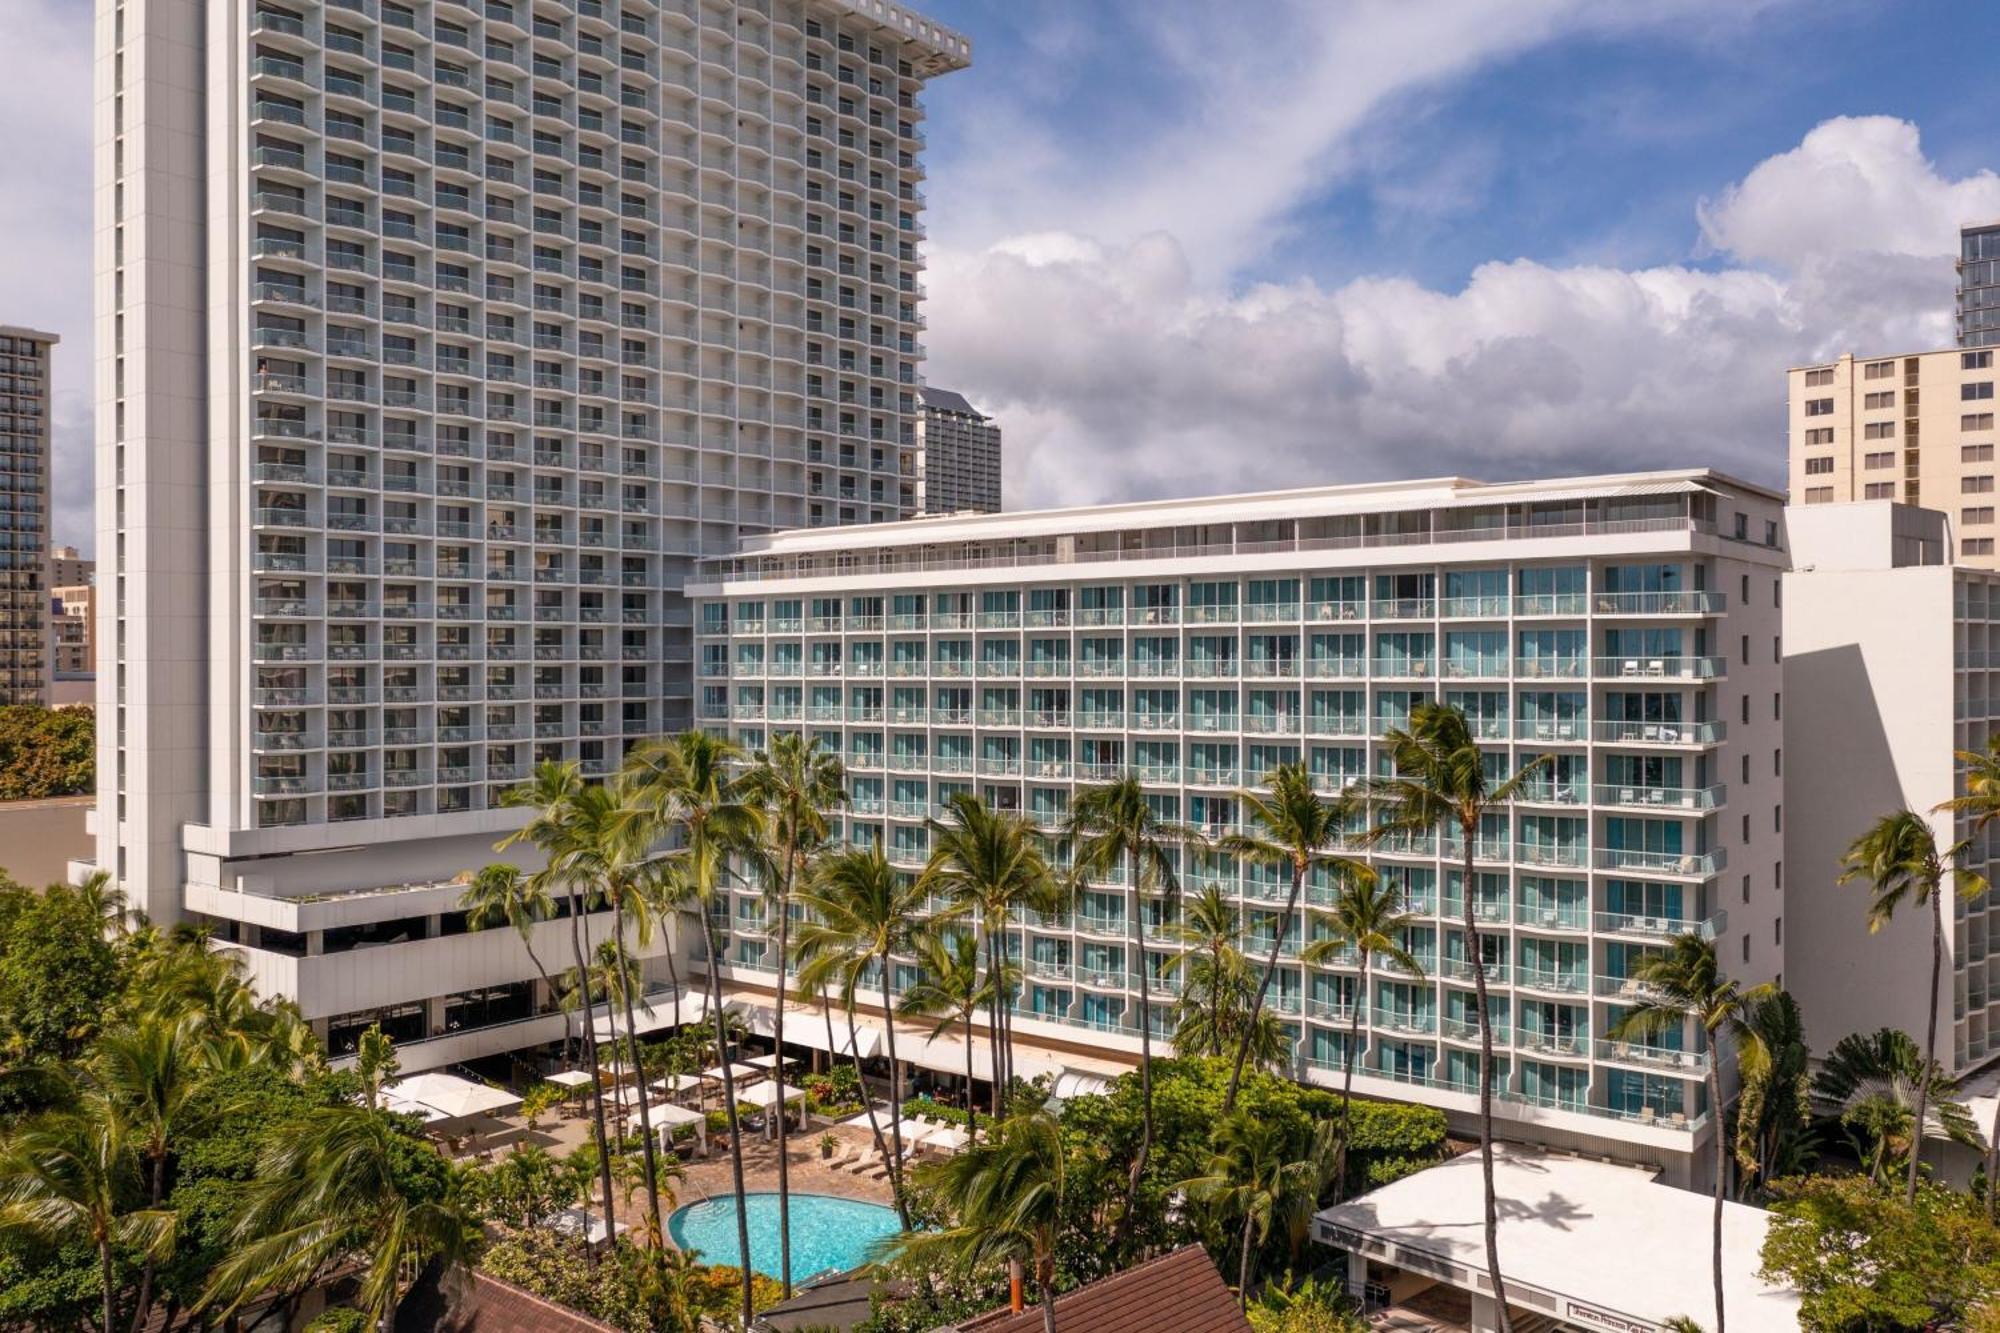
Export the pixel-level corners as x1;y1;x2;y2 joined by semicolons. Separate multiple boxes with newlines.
0;703;93;801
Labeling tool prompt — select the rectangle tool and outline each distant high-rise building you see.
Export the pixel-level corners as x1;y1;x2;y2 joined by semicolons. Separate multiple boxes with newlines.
1787;347;2000;568
50;583;95;679
916;385;1000;513
95;0;967;1066
0;327;57;707
47;546;92;590
1960;222;2000;349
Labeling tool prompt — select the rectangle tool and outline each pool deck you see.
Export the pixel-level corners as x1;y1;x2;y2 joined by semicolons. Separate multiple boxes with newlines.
675;1120;898;1215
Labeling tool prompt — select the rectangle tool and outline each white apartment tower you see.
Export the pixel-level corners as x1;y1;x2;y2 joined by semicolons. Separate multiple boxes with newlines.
688;471;1789;1183
92;0;967;1066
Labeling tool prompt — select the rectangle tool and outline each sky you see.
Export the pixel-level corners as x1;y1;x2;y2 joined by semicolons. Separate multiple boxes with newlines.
4;0;1996;553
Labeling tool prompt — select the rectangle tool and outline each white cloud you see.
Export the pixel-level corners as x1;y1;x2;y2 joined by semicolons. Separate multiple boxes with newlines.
926;111;1978;510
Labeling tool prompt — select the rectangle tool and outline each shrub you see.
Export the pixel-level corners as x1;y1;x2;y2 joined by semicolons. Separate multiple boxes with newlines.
0;705;91;802
303;1309;371;1333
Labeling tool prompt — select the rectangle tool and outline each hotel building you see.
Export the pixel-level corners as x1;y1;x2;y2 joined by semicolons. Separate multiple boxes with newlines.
915;384;999;514
1784;500;2000;1076
687;470;1790;1183
1788;347;2000;568
0;328;58;706
91;0;966;1067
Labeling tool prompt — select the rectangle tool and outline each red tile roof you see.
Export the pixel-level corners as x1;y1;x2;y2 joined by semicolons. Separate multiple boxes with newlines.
955;1246;1251;1333
395;1270;623;1333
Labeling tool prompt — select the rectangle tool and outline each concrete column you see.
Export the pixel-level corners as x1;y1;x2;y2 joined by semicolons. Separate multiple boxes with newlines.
1344;1249;1368;1302
1470;1292;1501;1333
427;996;448;1037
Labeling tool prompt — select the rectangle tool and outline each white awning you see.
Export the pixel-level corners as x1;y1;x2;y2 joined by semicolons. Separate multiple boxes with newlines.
1052;1070;1113;1101
544;1069;594;1089
736;1081;808;1108
889;1029;1062;1083
700;1061;766;1083
383;1071;522;1122
591;988;707;1042
766;1014;883;1061
650;1101;706;1127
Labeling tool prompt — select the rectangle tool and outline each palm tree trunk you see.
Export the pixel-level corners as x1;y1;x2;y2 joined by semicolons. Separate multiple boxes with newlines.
964;1005;979;1145
128;1152;166;1333
568;887;618;1252
1709;1059;1726;1333
844;995;894;1170
1238;1212;1255;1313
520;930;572;1067
1210;936;1225;1057
984;926;1005;1119
1225;861;1303;1112
1911;891;1943;1204
1130;847;1156;1193
608;904;664;1257
99;1237;116;1333
1464;835;1512;1333
708;942;754;1328
1037;1250;1059;1333
1336;955;1367;1202
879;946;912;1228
773;855;795;1300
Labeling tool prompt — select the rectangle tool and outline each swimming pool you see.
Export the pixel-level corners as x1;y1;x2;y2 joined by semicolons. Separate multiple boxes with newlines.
667;1192;904;1280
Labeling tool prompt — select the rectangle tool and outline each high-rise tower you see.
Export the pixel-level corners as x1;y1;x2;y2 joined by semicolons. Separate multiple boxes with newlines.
92;0;966;1065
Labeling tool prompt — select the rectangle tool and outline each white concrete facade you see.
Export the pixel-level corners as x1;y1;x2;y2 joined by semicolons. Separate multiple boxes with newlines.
91;0;965;1070
1782;500;2000;1073
687;469;1791;1180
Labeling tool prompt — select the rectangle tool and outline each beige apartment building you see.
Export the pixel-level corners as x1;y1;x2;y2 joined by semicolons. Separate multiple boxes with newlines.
1788;348;2000;566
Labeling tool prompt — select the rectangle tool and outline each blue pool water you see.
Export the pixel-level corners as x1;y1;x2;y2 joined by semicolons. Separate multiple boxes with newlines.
668;1192;904;1280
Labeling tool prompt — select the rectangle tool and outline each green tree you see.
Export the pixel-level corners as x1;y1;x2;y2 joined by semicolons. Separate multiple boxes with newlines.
496;760;619;1247
1367;699;1546;1332
899;929;997;1147
1760;1175;2000;1330
1218;765;1365;1114
739;732;846;1299
1939;734;2000;1220
354;1025;398;1112
1608;933;1772;1333
1063;776;1199;1218
1302;869;1422;1200
459;863;569;1062
0;1096;174;1333
1813;1028;1978;1187
0;881;121;1064
1181;1112;1339;1311
796;846;929;1228
1164;885;1245;1059
0;704;94;800
1840;810;1988;1204
884;1108;1069;1333
924;793;1059;1117
202;1105;478;1327
473;1143;587;1230
1733;990;1814;1196
623;730;763;1328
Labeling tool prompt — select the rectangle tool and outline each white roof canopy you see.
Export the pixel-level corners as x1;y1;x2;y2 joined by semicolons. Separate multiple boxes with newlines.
700;1061;766;1083
543;1069;594;1089
735;1081;808;1108
649;1101;707;1127
383;1072;523;1122
592;988;708;1041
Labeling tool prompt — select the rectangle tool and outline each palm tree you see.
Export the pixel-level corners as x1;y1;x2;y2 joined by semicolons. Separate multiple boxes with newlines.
203;1105;480;1326
1163;885;1243;1058
1839;809;1986;1203
1732;990;1813;1196
459;863;570;1062
74;869;130;936
1937;737;2000;1220
624;730;763;1328
795;845;929;1228
739;732;846;1299
1302;868;1422;1199
1181;1112;1340;1311
884;1107;1069;1333
1368;699;1547;1331
1813;1027;1979;1187
1608;933;1772;1333
1218;764;1366;1114
355;1024;399;1111
0;1098;174;1333
923;793;1059;1115
90;1013;215;1330
497;761;618;1246
1063;776;1199;1207
899;930;997;1145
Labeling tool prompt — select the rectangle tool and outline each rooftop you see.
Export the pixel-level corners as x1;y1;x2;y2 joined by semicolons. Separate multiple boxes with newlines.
1313;1146;1801;1332
953;1245;1250;1333
919;386;987;418
821;0;971;74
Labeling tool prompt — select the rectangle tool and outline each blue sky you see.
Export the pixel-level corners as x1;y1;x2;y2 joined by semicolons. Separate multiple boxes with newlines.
4;0;1997;544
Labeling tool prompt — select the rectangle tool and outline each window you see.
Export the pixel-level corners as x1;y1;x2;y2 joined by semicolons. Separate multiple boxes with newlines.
1864;452;1895;469
1804;427;1835;446
1864;360;1895;380
1804;486;1835;504
1864;421;1896;439
1864;391;1896;410
1863;483;1896;499
1965;382;1995;401
1965;508;1995;526
1967;444;1995;463
1966;476;1996;494
1967;351;1994;370
1967;538;1997;557
1804;398;1835;416
1967;414;1996;432
1803;367;1834;386
1803;456;1833;475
